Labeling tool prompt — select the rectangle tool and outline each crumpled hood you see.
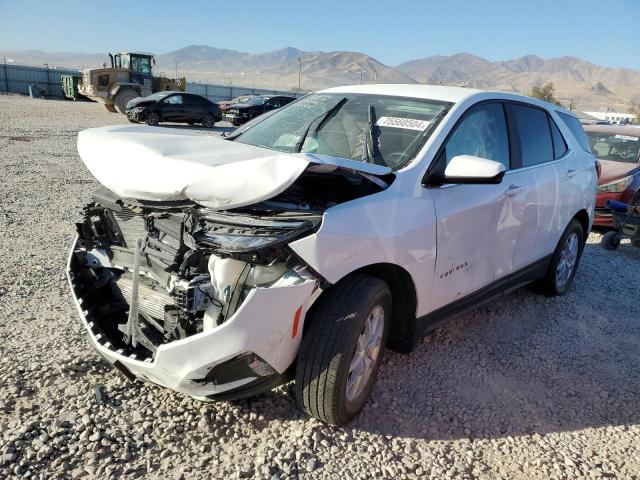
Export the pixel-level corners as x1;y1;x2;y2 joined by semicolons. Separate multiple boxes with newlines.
125;97;154;109
77;125;391;209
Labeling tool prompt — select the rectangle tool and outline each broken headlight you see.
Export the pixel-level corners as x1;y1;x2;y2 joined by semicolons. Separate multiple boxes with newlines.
193;210;321;253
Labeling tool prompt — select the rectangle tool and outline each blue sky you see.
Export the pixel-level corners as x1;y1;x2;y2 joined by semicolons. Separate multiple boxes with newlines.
1;0;639;69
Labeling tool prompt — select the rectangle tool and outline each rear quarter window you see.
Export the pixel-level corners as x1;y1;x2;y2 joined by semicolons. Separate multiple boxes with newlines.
511;104;554;167
557;112;592;153
549;116;568;159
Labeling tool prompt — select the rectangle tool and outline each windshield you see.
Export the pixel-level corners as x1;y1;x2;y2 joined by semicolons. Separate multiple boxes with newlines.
145;92;171;101
233;93;451;170
587;131;640;163
237;96;257;103
131;56;152;75
246;97;267;106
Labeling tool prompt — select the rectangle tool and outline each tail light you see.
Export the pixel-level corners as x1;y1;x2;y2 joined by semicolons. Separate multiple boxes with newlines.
595;159;602;178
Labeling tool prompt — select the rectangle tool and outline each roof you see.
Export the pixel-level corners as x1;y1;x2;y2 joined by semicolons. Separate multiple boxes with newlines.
319;84;483;103
318;84;576;117
583;124;640;136
258;94;296;98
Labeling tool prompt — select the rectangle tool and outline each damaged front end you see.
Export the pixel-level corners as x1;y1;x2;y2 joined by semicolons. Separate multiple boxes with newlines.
67;166;387;399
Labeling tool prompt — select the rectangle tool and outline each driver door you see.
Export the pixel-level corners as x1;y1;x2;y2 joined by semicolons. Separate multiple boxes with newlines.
427;102;526;310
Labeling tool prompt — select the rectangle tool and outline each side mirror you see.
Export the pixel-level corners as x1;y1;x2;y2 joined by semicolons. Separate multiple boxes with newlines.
443;155;506;184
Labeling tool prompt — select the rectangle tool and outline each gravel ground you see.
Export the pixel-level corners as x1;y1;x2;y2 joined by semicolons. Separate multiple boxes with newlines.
1;93;639;480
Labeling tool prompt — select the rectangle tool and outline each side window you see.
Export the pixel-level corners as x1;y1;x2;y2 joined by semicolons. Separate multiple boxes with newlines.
267;98;281;108
184;95;200;105
165;95;183;105
443;102;510;168
138;57;151;75
512;105;553;167
549;116;568;159
557;112;592;153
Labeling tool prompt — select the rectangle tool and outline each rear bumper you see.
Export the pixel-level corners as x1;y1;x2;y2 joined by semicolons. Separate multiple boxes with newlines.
66;236;317;399
594;208;613;227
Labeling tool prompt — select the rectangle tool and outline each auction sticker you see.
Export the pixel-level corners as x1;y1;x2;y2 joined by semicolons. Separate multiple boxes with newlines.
376;116;431;131
615;134;639;141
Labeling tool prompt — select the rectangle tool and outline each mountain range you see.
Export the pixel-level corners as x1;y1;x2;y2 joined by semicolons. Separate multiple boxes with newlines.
2;45;638;111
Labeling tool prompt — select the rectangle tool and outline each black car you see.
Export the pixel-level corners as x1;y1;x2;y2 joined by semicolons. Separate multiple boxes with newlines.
224;95;296;126
126;91;222;128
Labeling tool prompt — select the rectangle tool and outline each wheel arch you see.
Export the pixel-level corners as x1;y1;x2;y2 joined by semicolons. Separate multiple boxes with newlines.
304;262;419;355
573;208;590;243
108;83;142;99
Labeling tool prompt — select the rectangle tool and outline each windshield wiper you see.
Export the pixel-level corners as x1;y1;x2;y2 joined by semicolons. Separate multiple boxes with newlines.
294;97;348;153
362;104;380;164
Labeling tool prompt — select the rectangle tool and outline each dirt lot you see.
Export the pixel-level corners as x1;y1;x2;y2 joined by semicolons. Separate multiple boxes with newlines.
0;93;639;480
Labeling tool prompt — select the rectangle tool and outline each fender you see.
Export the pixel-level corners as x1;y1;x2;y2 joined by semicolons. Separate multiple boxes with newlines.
108;82;142;100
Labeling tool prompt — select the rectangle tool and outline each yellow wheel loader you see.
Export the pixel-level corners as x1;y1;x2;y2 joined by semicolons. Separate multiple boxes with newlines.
77;52;186;113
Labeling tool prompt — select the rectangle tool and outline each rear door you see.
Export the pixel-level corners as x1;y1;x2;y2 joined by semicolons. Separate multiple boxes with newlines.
161;94;185;121
428;102;526;309
183;94;205;122
506;103;566;269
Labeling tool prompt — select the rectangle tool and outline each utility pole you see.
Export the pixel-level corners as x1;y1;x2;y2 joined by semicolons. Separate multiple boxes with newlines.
438;72;446;85
297;57;302;94
44;62;50;96
3;56;8;93
359;70;366;85
175;62;178;79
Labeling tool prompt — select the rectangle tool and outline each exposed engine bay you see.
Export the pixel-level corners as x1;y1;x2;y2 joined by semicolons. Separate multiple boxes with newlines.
70;170;387;361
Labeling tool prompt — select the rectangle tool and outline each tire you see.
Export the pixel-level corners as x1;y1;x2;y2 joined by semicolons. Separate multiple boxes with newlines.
114;88;138;114
295;274;391;425
146;112;160;126
537;219;584;295
602;231;621;250
201;114;216;128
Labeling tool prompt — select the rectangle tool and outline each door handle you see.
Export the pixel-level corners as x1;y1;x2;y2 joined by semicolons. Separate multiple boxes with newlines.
566;169;578;178
506;184;523;196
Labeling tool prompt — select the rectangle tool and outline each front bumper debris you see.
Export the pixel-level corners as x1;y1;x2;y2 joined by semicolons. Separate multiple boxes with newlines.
67;234;317;399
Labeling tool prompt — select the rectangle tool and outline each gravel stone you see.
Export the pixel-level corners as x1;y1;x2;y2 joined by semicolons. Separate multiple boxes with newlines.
1;93;639;479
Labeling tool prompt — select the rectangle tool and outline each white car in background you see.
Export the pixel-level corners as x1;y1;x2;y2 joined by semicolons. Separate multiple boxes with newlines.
68;85;597;425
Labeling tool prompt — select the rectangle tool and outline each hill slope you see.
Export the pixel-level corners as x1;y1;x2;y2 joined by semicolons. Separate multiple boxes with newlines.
397;53;640;110
1;46;637;110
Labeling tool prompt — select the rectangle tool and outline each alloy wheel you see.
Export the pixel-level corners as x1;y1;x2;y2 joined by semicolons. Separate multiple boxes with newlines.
556;232;579;288
147;113;159;126
346;305;385;403
203;114;215;128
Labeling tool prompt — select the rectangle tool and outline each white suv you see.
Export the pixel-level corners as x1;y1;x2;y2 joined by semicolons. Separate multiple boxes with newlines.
69;85;597;425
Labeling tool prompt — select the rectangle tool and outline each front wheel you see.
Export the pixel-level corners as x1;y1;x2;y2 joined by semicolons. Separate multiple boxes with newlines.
202;114;216;128
114;88;138;114
537;219;584;295
146;112;160;126
295;274;391;425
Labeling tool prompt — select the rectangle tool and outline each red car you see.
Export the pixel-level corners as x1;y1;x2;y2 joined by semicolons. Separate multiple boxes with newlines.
584;125;640;227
